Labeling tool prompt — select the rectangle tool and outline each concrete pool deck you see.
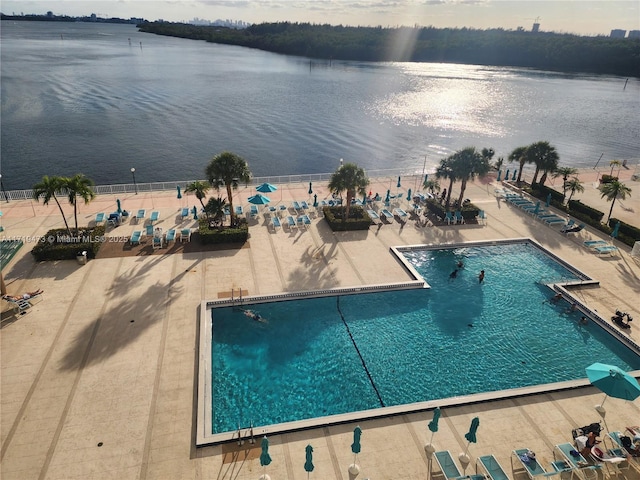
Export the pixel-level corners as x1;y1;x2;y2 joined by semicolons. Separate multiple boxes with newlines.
1;169;639;480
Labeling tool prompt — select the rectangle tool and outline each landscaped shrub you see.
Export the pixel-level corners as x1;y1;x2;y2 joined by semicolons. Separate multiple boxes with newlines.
198;218;248;244
609;218;640;248
425;199;446;219
599;174;618;184
323;206;371;231
567;200;604;223
31;226;106;261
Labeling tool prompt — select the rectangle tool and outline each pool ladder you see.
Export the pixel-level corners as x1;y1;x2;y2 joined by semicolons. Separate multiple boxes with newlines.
236;421;255;446
230;288;244;306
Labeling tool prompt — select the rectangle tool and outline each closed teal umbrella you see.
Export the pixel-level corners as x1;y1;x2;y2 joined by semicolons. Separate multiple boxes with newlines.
532;201;540;215
313;193;318;207
497;170;502;181
462;417;480;459
351;426;362;454
512;169;518;181
427;406;441;443
304;444;314;478
611;221;621;238
192;206;198;220
407;188;412;202
384;190;391;203
176;185;182;199
546;193;552;207
397;176;401;188
260;436;272;466
309;182;313;195
505;169;510;181
116;199;122;214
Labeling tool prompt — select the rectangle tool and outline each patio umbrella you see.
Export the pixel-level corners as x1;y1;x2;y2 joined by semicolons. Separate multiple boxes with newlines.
313;193;318;208
424;174;429;187
512;169;518;181
308;182;313;195
505;170;510;181
192;205;198;220
349;426;362;475
586;362;640;413
407;188;412;202
397;176;401;189
385;190;391;203
248;194;271;205
497;170;502;181
532;201;540;215
428;407;441;442
546;193;552;207
304;444;314;478
116;199;122;214
461;417;480;460
611;221;621;238
256;182;278;193
260;436;272;479
176;185;182;199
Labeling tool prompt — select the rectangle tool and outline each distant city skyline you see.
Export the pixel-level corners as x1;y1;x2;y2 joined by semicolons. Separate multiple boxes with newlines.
2;1;639;36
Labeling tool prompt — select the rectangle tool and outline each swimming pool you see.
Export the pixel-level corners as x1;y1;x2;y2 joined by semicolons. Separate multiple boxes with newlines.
199;240;640;443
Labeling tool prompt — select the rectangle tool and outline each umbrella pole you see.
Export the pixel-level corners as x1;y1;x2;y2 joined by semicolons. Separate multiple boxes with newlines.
596;394;608;414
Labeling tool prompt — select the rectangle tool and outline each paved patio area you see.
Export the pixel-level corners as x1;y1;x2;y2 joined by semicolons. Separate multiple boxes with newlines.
1;168;639;480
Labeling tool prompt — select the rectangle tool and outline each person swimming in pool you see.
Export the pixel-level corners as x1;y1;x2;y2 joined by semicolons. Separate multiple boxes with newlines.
449;269;458;279
242;309;267;323
478;270;485;283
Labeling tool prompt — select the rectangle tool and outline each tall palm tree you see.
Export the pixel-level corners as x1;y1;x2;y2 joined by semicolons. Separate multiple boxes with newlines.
493;156;504;172
33;175;72;236
507;146;529;184
599;180;632;223
65;174;96;233
609;159;622;177
552;167;578;198
328;163;369;222
185;180;210;212
204;196;227;229
565;177;584;203
452;147;492;207
205;152;251;226
435;156;458;209
527;141;559;186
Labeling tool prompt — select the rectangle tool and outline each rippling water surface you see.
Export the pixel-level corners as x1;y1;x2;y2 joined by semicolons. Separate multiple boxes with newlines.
2;21;638;189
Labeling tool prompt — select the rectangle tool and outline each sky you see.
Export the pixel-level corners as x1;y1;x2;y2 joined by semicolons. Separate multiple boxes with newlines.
2;0;639;36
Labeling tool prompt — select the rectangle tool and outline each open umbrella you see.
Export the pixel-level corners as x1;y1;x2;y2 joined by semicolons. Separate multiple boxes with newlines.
304;444;314;478
313;193;318;208
349;426;362;475
116;199;122;214
192;205;198;220
546;193;552;207
260;436;272;480
308;182;313;195
586;362;640;413
256;183;278;193
497;170;502;181
611;221;621;239
176;185;182;199
248;194;271;205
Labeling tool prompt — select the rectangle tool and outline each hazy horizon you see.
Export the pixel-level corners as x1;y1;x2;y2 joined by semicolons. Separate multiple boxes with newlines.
2;1;639;37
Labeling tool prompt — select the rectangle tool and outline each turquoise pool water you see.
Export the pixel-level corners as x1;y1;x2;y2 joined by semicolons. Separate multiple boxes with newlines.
210;243;640;434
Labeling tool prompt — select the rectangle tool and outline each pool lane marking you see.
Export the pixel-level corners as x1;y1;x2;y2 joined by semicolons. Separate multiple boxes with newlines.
336;296;385;408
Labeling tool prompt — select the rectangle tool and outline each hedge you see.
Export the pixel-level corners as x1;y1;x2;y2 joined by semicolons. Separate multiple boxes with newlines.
609;218;640;247
198;218;248;244
567;200;604;223
323;205;371;231
31;226;106;261
424;199;479;220
600;174;618;184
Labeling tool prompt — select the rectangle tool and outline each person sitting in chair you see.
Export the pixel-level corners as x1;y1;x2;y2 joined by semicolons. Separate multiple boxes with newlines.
3;289;44;301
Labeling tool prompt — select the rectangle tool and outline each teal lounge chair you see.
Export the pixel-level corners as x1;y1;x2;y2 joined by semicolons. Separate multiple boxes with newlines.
130;230;142;245
433;451;461;480
286;215;297;230
181;207;190;218
381;209;394;221
150;211;159;223
367;209;380;223
165;229;176;243
180;228;191;242
235;205;243;216
136;209;146;222
302;214;311;225
584;240;609;249
95;212;105;224
394;208;408;218
512;449;548;479
272;216;281;230
250;205;259;217
476;454;510;480
544;216;567;226
152;236;163;250
455;211;465;224
594;245;618;256
445;211;455;225
477;210;487;225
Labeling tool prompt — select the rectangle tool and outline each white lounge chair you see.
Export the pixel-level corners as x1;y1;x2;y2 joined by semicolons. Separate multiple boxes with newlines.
367;209;380;223
180;228;191;242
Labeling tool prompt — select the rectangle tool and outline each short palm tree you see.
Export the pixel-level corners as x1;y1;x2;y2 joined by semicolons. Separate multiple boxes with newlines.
204;196;227;229
552;167;578;198
435;156;458;209
185;180;210;212
205;152;251;226
599;180;632;223
328;163;369;222
527;141;559;186
508;146;529;183
565;177;584;203
423;178;440;195
609;159;622;176
452;147;492;207
493;156;504;172
65;174;96;234
33;175;72;236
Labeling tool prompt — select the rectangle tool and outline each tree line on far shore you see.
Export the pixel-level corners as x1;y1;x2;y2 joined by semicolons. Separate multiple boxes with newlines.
138;22;640;77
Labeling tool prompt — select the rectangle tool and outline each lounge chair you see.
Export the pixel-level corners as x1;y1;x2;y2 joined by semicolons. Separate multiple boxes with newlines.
286;215;297;230
367;209;380;223
181;207;190;219
608;432;639;464
130;230;142;245
145;224;154;235
300;201;309;210
542;216;567;225
394;208;408;219
292;201;302;211
107;213;121;227
279;205;288;215
445;211;455;225
150;211;159;223
594;245;618;256
95;212;105;225
272;216;281;230
476;454;509;480
152;236;163;250
381;209;394;221
235;205;243;216
455;211;465;224
165;229;176;243
2;293;41;314
136;209;146;222
512;449;548;479
250;205;259;218
302;215;311;225
560;219;575;231
433;451;462;480
554;443;601;479
180;228;191;242
590;445;629;475
562;223;586;235
584;240;609;249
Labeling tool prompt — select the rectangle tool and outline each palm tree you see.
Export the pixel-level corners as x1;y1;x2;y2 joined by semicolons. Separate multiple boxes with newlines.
435;156;457;209
565;177;584;203
609;160;622;177
185;180;210;212
204;196;227;229
33;175;72;236
65;174;96;233
599;180;632;223
328;163;369;222
452;147;492;207
205;152;251;226
493;156;504;172
507;146;529;184
423;178;440;195
552;167;578;198
527;141;559;186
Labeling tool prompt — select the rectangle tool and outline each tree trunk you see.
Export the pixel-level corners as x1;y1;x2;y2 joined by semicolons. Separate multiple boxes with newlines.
445;179;454;209
607;197;616;222
54;196;73;236
457;180;467;207
226;184;234;226
531;167;540;185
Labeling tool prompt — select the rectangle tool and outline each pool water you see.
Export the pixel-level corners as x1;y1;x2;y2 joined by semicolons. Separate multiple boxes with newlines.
210;243;640;434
